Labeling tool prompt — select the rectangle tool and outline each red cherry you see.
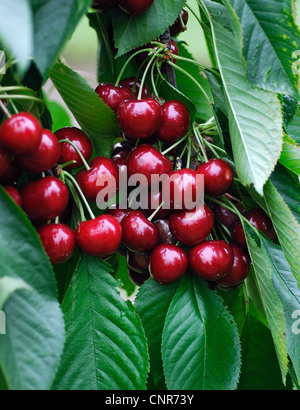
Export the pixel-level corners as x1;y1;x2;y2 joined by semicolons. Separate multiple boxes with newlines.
170;9;189;36
213;197;245;228
156;100;190;143
21;176;69;223
76;214;122;258
166;168;201;210
189;240;234;281
149;244;188;284
196;159;234;197
127;250;150;273
112;139;133;156
127;144;172;187
55;127;93;170
169;205;214;246
117;99;161;140
107;207;131;224
3;186;22;207
119;77;150;99
76;157;119;202
0;112;42;155
217;244;250;287
17;129;60;173
92;0;117;11
121;210;159;252
95;83;134;112
37;223;76;265
118;0;154;15
154;219;177;245
0;146;11;179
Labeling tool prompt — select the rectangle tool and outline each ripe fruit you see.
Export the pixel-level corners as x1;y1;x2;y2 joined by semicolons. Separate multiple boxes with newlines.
213;197;245;228
21;176;69;223
156;100;190;143
169;205;214;246
149;244;188;284
170;9;189;36
167;168;201;210
76;214;122;258
155;218;177;245
0;112;42;155
116;98;161;140
0;160;20;185
121;210;159;252
76;157;119;202
145;190;171;220
118;0;154;16
95;83;134;112
119;77;150;99
217;244;250;287
92;0;117;11
128;268;150;286
0;146;11;179
107;207;131;224
196;159;234;197
37;223;76;265
3;186;22;207
127;251;150;273
55;127;93;170
17;129;60;173
189;240;234;281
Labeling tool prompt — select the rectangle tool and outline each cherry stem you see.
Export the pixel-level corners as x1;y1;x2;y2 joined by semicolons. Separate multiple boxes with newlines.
58;139;91;170
148;201;164;222
193;123;208;162
59;160;77;169
65;178;86;222
168;53;220;77
186;137;192;168
0;99;12;118
137;47;164;100
161;134;188;156
0;94;47;108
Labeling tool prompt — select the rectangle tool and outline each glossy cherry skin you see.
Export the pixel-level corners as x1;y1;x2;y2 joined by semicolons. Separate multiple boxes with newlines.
121;210;160;252
156;100;190;143
0;112;42;155
155;218;177;245
189;240;234;281
107;207;131;224
3;186;22;207
119;77;150;99
149;244;188;284
117;99;161;140
0;146;11;179
127;250;150;273
166;168;201;211
76;214;122;258
76;157;119;202
118;0;154;15
127;144;172;187
128;268;150;286
37;223;76;265
17;129;60;173
95;83;134;112
21;176;69;223
170;9;189;36
92;0;117;11
196;159;234;197
169;205;214;246
213;198;245;228
55;127;93;170
217;244;250;287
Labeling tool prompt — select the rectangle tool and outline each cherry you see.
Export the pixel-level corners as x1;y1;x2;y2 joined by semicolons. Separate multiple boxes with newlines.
127;250;150;273
216;244;250;287
127;144;172;187
0;160;20;185
119;77;150;99
55;127;93;170
196;159;234;197
189;240;234;281
17;129;60;173
213;196;245;228
0;146;11;179
166;168;201;211
76;214;122;258
92;0;117;11
128;268;150;286
156;100;190;143
170;9;189;36
149;244;188;284
116;98;161;140
21;176;69;223
112;139;133;157
154;218;177;245
107;207;131;224
121;210;159;252
95;83;134;112
145;190;171;220
169;204;214;246
118;0;154;16
3;186;22;207
37;223;76;265
0;112;42;155
76;157;119;202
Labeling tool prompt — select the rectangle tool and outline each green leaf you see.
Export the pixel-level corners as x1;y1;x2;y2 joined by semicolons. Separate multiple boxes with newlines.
53;254;149;390
45;100;73;132
279;139;300;176
162;274;241;390
0;188;65;390
49;61;119;157
0;277;32;310
205;1;283;194
113;0;187;57
287;106;300;144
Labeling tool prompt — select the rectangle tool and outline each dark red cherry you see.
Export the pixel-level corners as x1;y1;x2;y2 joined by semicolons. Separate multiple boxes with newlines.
3;186;22;207
76;214;122;258
37;223;76;265
112;139;133;157
116;99;161;140
128;268;150;286
213;196;245;228
55;127;93;170
0;146;11;179
156;100;190;143
196;159;234;197
118;0;154;15
76;157;119;202
189;240;234;281
121;210;159;252
17;129;60;173
0;159;20;185
166;168;201;210
119;77;150;99
95;83;134;112
21;176;69;223
127;250;150;273
0;112;42;155
169;205;214;246
92;0;117;11
107;207;131;224
154;219;177;245
149;244;188;284
217;244;250;287
170;9;189;36
127;144;172;187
